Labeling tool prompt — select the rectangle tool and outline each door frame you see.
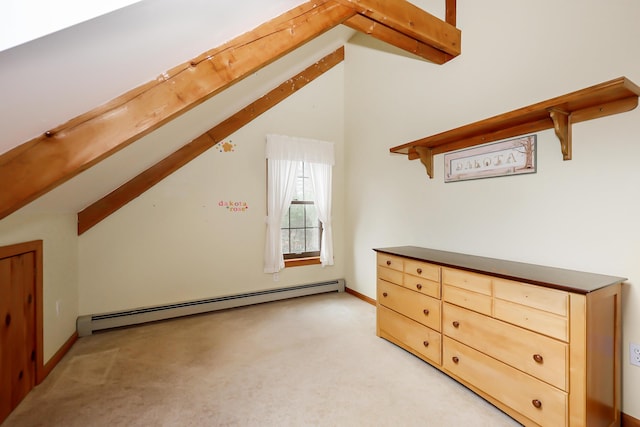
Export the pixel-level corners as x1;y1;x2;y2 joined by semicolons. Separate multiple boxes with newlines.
0;240;44;384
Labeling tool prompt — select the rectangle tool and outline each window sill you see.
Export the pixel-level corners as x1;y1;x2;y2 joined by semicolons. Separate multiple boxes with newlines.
284;257;321;268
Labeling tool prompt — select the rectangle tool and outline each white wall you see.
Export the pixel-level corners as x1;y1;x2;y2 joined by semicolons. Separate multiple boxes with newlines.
0;212;78;362
344;0;640;418
0;0;349;375
0;3;346;366
77;52;345;315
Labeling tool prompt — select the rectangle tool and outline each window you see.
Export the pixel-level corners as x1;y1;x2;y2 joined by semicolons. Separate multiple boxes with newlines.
264;134;334;274
281;162;322;259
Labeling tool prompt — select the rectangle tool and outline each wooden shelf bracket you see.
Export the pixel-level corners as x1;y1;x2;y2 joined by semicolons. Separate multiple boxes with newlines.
548;108;572;160
415;146;434;178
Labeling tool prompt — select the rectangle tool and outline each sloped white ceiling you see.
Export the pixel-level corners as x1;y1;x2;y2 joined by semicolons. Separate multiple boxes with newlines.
0;0;144;52
1;0;355;215
0;0;308;156
1;0;443;217
22;26;355;215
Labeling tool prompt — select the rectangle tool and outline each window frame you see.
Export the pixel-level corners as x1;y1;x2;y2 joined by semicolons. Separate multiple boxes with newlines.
280;161;322;263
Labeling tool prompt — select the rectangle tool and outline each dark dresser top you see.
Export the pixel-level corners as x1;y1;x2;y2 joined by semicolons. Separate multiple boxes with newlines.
374;246;626;294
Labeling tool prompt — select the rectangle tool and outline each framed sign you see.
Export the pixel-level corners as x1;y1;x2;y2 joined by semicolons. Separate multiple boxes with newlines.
444;135;537;182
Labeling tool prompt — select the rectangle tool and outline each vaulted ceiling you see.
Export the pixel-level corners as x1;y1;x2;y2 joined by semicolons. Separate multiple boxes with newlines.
0;0;460;230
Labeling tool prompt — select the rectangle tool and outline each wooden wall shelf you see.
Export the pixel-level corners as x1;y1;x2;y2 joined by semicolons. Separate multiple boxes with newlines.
390;77;640;178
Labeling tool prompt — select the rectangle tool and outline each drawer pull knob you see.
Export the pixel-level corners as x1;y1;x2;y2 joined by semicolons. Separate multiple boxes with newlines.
533;354;544;364
452;321;460;328
423;309;430;315
416;284;423;290
382;292;388;297
452;356;459;364
417;268;423;274
423;341;429;347
386;260;391;266
532;399;542;409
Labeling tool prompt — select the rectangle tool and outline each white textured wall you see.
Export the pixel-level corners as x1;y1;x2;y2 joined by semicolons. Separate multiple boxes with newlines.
344;0;640;418
78;54;345;315
0;212;78;362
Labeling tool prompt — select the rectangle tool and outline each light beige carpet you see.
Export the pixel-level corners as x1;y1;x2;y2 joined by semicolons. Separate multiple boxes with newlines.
4;292;521;426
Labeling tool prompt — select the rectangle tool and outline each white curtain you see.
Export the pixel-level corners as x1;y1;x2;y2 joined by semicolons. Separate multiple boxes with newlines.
264;154;299;274
309;162;333;266
264;134;335;273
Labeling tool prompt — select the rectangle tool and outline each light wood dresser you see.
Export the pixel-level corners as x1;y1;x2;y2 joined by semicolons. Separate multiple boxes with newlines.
374;246;625;427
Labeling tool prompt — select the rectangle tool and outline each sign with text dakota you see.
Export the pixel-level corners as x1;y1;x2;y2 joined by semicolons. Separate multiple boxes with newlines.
444;135;537;182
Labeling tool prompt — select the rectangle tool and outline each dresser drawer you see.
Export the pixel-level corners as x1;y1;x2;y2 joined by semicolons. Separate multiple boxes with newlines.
404;274;440;298
443;284;492;316
443;337;567;427
404;259;440;282
378;305;441;365
494;299;569;342
378;266;403;286
378;280;441;331
494;278;568;316
442;268;492;295
443;303;568;391
377;253;404;271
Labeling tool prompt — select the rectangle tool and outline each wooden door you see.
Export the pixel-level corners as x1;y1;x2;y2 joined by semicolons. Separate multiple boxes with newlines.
0;249;37;424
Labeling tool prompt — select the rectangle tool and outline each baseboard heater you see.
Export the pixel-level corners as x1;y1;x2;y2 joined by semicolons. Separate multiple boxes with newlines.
76;279;345;337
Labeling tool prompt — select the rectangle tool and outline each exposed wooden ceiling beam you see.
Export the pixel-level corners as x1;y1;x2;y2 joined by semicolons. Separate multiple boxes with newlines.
77;47;345;235
334;0;461;57
0;1;356;221
445;0;457;26
344;14;452;64
0;0;461;221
